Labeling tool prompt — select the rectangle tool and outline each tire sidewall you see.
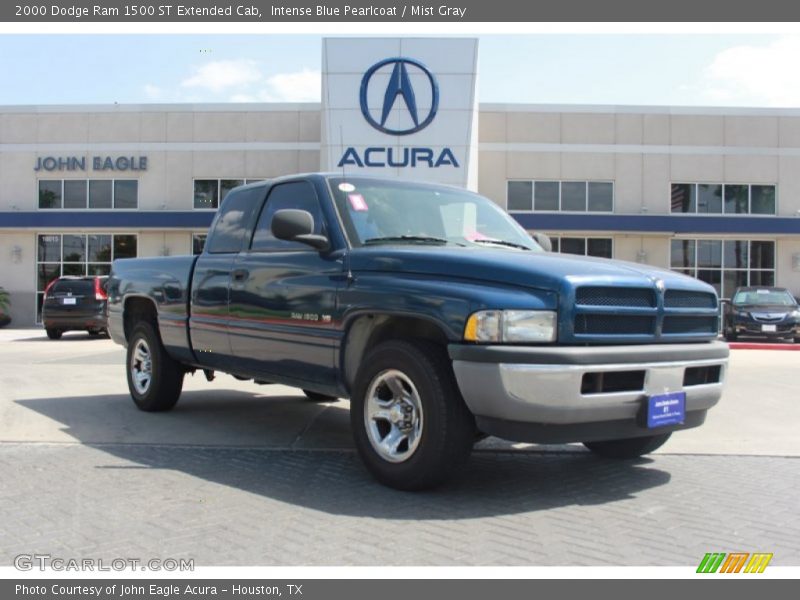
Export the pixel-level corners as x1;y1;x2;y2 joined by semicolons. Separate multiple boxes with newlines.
351;341;461;487
126;322;181;411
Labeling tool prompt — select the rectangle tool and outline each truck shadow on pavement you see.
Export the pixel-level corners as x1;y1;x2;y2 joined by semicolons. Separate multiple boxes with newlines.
17;390;672;519
15;333;109;342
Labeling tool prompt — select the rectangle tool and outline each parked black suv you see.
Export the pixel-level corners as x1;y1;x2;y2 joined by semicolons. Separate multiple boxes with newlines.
724;286;800;342
42;276;109;340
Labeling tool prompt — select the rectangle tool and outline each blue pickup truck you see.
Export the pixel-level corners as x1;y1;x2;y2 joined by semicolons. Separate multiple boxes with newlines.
108;174;728;489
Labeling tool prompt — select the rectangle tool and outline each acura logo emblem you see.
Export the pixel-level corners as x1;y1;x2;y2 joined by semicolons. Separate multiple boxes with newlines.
359;57;439;136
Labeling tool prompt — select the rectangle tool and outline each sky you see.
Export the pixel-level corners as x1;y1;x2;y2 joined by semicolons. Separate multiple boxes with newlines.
0;34;799;107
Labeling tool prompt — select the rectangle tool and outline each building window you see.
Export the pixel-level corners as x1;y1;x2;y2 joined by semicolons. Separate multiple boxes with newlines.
549;235;613;259
38;179;138;210
114;180;138;209
670;183;776;215
35;233;138;322
38;180;62;209
89;180;113;208
507;180;614;213
670;238;775;298
192;233;207;255
193;178;264;209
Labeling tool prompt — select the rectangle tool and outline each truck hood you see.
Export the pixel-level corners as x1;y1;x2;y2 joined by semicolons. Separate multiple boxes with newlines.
348;246;714;294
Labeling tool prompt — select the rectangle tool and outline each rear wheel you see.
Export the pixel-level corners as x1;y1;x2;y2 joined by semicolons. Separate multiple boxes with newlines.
350;339;475;490
126;321;184;412
88;329;102;337
583;433;672;459
724;329;738;341
303;390;338;402
45;328;62;340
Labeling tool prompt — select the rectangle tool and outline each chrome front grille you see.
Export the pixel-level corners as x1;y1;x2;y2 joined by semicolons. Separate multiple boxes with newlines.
751;312;787;323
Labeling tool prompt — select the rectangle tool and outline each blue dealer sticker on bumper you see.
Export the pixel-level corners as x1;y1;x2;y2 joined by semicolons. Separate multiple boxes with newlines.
647;391;686;428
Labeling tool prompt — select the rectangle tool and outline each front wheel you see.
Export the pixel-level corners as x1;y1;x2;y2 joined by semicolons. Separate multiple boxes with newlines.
126;321;184;412
583;433;672;459
350;339;475;490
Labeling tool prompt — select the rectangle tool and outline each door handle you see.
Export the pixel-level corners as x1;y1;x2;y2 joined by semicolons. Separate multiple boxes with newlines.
232;268;249;282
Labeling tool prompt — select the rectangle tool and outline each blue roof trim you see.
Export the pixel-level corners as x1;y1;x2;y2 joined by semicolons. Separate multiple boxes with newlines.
0;211;216;228
512;213;800;235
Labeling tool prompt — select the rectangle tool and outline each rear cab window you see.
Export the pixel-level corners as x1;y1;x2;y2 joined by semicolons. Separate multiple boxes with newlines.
206;185;264;254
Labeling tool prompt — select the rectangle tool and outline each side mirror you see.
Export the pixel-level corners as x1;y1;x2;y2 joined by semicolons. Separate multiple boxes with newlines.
532;232;552;252
271;209;330;251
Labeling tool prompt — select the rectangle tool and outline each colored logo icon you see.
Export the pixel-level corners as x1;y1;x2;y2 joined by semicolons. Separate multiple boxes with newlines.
696;552;773;573
359;57;439;136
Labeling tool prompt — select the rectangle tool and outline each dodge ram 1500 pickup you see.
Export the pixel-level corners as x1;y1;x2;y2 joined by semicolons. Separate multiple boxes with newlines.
108;173;729;490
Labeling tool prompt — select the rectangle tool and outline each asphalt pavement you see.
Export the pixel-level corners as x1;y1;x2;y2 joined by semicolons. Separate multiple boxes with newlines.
0;328;798;566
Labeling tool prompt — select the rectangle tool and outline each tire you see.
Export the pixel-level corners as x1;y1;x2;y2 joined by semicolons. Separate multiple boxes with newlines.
724;329;738;341
45;328;62;340
88;329;102;337
126;321;184;412
350;339;475;490
303;389;338;402
583;433;672;459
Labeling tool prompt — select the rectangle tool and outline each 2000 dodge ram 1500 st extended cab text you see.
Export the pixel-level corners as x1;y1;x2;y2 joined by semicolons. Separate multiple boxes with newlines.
108;174;729;490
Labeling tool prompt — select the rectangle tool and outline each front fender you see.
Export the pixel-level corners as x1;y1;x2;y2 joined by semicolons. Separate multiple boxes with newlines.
339;272;558;340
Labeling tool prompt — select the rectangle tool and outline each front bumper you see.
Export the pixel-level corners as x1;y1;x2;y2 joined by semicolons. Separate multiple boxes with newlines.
732;319;798;338
449;341;729;443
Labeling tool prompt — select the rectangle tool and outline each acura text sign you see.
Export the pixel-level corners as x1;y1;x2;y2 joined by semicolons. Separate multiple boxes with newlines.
321;38;479;189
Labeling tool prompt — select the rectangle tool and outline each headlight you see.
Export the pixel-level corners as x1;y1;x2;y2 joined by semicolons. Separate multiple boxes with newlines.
464;310;557;343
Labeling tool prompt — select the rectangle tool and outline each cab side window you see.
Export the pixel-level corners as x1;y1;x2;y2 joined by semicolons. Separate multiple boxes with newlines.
251;181;326;252
206;187;262;254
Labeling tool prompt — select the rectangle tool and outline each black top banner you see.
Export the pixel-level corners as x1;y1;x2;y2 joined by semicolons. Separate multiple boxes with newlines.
4;0;800;22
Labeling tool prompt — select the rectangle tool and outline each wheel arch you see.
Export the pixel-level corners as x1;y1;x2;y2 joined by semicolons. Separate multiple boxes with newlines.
340;312;454;393
123;295;159;343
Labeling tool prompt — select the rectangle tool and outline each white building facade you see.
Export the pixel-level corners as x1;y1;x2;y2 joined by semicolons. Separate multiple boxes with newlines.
1;37;800;326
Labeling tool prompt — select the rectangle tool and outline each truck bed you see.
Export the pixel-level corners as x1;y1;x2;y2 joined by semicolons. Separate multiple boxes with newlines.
107;255;199;364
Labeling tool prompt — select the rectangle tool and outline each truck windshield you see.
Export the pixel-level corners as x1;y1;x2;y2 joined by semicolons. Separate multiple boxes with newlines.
328;177;542;251
732;289;796;306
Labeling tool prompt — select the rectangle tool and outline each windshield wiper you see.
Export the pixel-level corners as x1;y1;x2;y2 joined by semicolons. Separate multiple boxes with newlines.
470;238;533;251
364;235;453;246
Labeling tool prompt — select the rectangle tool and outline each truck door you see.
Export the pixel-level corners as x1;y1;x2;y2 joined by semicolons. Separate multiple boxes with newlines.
228;180;342;386
190;185;263;371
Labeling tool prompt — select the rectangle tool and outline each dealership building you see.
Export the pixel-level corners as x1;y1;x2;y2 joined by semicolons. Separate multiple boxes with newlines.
2;37;800;326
